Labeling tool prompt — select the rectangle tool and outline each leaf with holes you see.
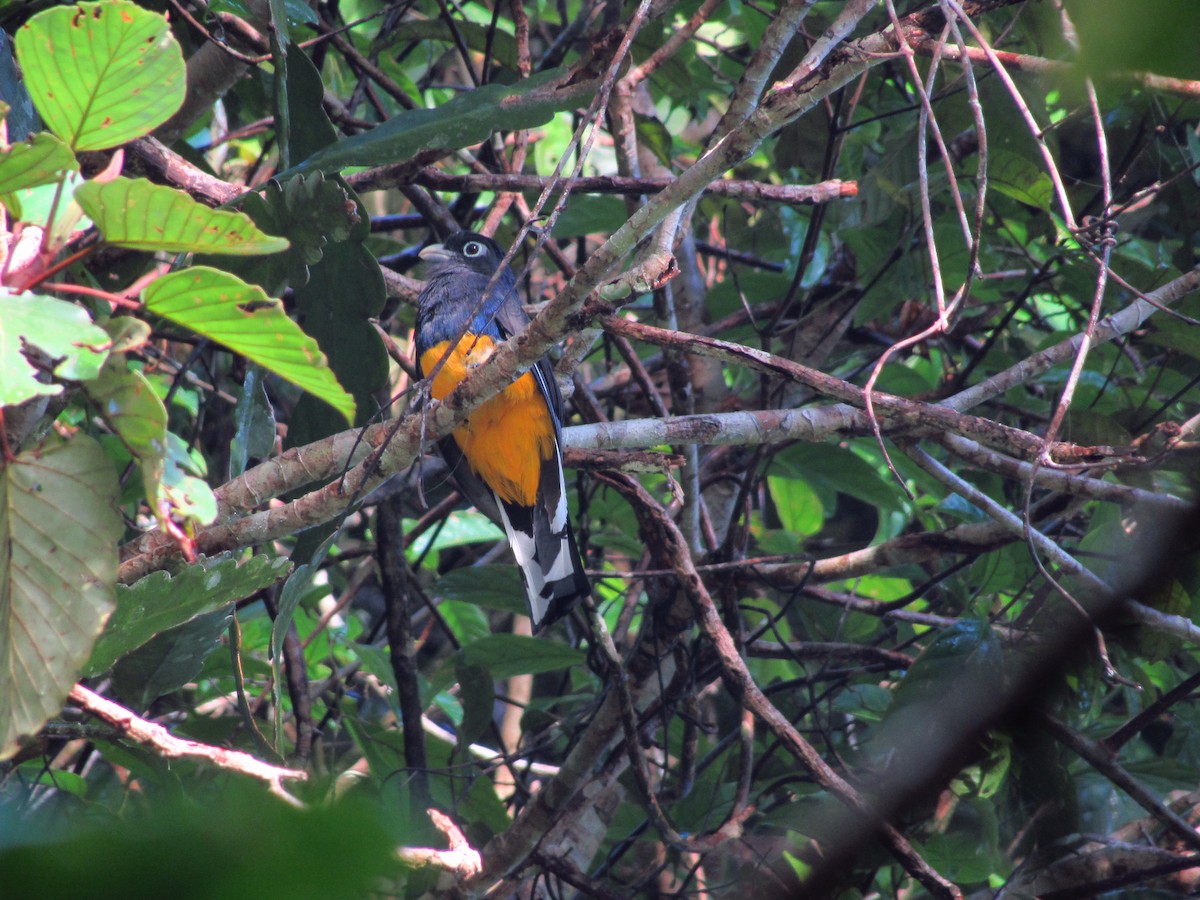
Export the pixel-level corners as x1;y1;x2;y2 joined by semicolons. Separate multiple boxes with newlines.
143;267;355;423
86;553;292;676
15;0;185;151
0;289;111;406
75;177;290;256
0;435;122;760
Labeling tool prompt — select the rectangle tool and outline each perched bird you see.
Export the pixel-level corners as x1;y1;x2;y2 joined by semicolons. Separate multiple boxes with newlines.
414;231;590;630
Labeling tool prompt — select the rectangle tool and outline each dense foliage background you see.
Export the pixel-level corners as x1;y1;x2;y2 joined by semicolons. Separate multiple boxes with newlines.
1;0;1199;896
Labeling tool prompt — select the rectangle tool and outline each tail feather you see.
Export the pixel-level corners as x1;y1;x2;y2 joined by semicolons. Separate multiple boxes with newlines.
496;497;589;631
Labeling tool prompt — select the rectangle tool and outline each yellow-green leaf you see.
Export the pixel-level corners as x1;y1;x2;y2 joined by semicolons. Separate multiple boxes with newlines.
75;177;290;256
15;0;185;151
143;267;355;423
0;132;78;197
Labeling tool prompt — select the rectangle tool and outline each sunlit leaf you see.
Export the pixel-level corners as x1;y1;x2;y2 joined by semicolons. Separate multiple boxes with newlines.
0;290;110;406
0;132;77;196
142;267;355;423
75;177;290;256
15;0;185;151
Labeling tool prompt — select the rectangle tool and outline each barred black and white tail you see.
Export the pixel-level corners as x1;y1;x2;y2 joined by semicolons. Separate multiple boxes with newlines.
494;435;590;630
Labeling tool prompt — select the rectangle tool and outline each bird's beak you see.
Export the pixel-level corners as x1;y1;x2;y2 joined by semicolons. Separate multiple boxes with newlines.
419;243;450;262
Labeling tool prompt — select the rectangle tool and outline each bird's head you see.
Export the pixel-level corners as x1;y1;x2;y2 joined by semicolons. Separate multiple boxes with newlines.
419;231;507;277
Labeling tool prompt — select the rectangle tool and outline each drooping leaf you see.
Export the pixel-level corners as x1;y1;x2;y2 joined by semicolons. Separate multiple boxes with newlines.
0;290;110;406
229;367;276;478
142;267;355;423
212;172;361;294
289;234;386;437
290;68;581;174
0;435;121;760
0;133;78;197
284;44;337;170
86;553;292;676
461;634;586;678
455;659;495;749
85;357;168;508
74;177;290;256
111;607;234;710
15;0;185;151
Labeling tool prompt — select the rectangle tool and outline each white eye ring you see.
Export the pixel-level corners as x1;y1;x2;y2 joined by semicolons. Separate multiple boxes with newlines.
463;241;484;257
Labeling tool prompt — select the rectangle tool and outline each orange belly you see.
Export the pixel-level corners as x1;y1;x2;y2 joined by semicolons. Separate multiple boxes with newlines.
420;335;555;507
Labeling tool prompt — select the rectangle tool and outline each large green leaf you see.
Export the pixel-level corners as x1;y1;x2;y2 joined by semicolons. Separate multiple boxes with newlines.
291;68;579;174
142;267;356;423
88;553;292;676
15;0;185;151
111;607;233;710
461;634;586;678
74;177;290;256
0;435;121;760
0;132;78;196
0;290;110;406
212;172;361;295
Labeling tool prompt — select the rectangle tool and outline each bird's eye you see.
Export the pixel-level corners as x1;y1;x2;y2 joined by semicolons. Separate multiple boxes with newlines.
463;241;484;257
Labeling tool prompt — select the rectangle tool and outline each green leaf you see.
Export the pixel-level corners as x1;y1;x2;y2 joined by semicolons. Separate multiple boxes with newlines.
767;475;824;537
15;0;185;151
635;114;674;167
429;566;526;616
158;434;217;525
438;599;492;644
291;68;581;174
85;357;168;508
461;634;585;678
112;607;232;710
0;132;78;196
455;659;494;749
0;290;110;406
407;511;505;560
142;267;355;423
988;148;1054;212
229;367;276;478
86;553;292;676
74;177;290;255
551;195;629;239
0;435;121;760
288;234;386;435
